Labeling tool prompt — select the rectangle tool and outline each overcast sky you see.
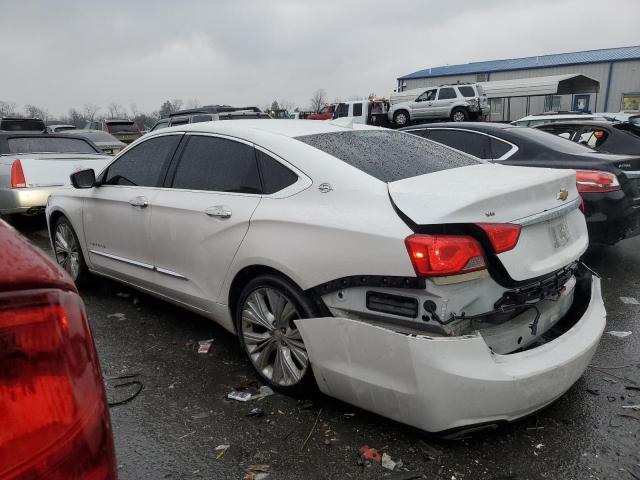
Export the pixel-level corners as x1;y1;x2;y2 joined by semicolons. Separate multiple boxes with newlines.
1;0;638;117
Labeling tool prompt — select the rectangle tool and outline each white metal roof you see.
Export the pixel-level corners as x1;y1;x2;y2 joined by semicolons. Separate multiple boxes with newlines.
479;74;600;99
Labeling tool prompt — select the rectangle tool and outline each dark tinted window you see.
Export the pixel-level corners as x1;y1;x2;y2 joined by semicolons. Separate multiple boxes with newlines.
513;127;595;154
427;129;490;159
8;137;98;154
353;103;363;116
172;136;261;193
334;104;349;118
438;88;456;100
1;119;45;131
256;150;298;194
106;122;138;133
458;86;475;98
489;137;512;159
191;114;213;123
170;117;190;126
296;130;480;182
151;121;169;131
104;135;180;186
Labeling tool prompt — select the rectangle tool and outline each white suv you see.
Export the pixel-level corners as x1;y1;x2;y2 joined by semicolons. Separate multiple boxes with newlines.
389;84;489;126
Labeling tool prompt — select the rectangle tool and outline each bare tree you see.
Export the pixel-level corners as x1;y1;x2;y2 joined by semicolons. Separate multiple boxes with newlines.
185;98;201;109
107;102;127;119
310;89;327;113
278;100;296;112
24;104;49;120
0;100;17;117
83;103;100;123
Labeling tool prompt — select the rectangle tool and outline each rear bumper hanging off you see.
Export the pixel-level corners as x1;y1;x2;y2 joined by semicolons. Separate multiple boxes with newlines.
295;272;605;433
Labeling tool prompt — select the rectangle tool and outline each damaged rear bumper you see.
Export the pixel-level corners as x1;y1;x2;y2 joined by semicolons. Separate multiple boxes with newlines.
295;274;605;433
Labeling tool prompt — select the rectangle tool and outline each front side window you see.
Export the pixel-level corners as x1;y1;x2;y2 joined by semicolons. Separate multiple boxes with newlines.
416;90;436;102
334;104;349;118
427;129;490;159
103;135;180;186
437;88;457;100
172;136;261;193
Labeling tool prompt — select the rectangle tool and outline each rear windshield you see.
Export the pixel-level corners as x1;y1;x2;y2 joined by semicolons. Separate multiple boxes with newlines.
7;137;98;154
296;130;481;182
106;122;138;133
76;131;119;143
1;119;45;131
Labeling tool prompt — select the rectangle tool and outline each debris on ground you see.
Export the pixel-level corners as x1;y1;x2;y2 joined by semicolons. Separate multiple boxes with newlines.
343;413;356;417
107;312;126;320
607;395;617;402
277;409;285;415
414;439;443;459
586;388;600;395
214;444;230;460
535;444;544;449
381;452;403;471
243;464;271;480
105;373;143;407
301;408;323;451
626;386;640;392
197;339;214;354
619;296;640;305
246;407;264;417
622;404;640;410
299;400;314;410
115;292;130;298
607;331;633;338
359;445;382;464
228;385;274;402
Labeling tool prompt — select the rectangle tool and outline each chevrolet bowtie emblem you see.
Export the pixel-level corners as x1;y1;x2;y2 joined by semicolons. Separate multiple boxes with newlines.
557;189;569;201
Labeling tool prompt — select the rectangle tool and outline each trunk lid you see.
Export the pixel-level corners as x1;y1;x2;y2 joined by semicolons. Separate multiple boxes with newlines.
388;163;588;281
16;154;111;187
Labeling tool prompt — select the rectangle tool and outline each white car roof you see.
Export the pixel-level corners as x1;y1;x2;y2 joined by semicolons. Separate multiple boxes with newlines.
155;119;381;139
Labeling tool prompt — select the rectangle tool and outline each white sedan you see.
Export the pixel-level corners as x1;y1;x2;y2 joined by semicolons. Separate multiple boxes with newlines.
46;119;605;433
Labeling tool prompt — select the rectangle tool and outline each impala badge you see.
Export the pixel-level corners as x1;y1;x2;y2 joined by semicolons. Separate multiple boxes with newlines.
318;183;333;193
557;189;569;201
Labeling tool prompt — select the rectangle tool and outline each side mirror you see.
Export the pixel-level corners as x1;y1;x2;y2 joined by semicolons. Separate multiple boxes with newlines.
70;169;96;189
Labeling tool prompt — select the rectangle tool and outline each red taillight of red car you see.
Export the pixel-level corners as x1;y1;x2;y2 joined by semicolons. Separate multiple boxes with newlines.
11;160;26;188
476;223;522;254
0;289;116;480
575;170;621;193
405;234;486;277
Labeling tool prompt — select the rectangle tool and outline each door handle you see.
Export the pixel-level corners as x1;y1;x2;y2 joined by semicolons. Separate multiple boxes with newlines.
204;205;232;218
128;196;148;208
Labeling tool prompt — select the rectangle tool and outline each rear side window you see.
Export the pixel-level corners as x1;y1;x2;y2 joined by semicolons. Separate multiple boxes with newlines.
438;88;456;100
353;103;363;116
458;86;476;98
296;130;480;182
7;137;98;154
334;104;349;118
152;121;169;131
256;150;298;194
169;117;189;126
191;114;213;123
172;136;261;193
104;135;180;186
489;138;513;159
427;129;491;159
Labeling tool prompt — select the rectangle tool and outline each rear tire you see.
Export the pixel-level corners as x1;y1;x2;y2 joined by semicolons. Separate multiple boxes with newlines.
393;110;410;127
53;216;89;285
451;107;469;122
235;273;317;394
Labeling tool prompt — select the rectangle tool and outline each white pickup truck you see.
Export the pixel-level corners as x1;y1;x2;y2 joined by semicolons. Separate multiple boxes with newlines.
332;99;391;126
0;133;111;216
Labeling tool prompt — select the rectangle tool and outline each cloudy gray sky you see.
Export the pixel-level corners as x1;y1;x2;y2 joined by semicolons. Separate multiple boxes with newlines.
1;0;638;117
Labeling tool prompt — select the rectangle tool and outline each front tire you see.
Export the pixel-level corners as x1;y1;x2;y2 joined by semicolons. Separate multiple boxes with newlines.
235;274;317;393
451;107;469;122
53;216;89;284
393;110;410;127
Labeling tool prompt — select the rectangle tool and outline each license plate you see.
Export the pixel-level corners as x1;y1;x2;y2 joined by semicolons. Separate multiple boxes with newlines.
548;217;571;248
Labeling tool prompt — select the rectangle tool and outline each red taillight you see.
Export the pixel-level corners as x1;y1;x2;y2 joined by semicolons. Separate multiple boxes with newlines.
405;234;486;277
11;159;26;188
476;223;521;254
575;170;620;193
0;290;116;480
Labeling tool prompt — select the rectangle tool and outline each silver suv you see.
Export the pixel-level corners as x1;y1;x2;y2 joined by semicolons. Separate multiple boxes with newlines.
388;84;489;126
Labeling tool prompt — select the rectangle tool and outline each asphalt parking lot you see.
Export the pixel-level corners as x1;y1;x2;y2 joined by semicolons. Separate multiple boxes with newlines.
13;216;640;480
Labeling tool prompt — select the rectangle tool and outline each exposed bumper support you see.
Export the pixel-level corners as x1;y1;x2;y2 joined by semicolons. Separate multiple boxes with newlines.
295;275;605;433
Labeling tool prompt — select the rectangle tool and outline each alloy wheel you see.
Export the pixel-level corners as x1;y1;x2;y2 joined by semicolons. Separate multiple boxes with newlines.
453;111;465;122
54;222;80;280
241;287;309;387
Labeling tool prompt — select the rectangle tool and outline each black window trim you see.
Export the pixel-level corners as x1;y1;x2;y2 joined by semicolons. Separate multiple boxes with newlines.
162;132;311;198
404;127;519;161
98;132;184;188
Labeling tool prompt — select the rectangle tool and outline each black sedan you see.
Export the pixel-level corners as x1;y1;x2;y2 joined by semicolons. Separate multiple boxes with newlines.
400;122;640;245
535;120;640;155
